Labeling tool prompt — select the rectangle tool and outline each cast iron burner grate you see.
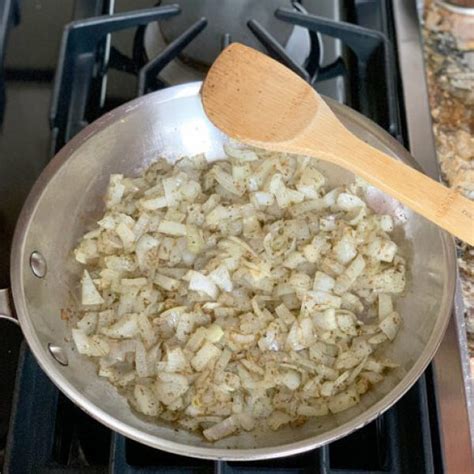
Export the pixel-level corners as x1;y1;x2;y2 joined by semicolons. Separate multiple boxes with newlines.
50;1;401;154
5;346;438;473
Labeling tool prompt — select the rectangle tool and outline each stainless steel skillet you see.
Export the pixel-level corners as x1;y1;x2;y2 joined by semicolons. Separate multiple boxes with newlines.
1;82;455;460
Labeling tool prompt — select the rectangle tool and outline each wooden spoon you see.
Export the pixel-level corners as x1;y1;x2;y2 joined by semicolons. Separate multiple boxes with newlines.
201;43;474;245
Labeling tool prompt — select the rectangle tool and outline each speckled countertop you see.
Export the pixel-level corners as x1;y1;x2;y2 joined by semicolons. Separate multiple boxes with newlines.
423;0;474;366
422;1;474;370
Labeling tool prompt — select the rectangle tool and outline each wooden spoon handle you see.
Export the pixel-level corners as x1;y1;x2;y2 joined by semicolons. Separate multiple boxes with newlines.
314;137;474;245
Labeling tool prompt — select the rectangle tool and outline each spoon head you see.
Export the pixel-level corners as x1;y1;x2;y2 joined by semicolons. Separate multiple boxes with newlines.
201;43;320;146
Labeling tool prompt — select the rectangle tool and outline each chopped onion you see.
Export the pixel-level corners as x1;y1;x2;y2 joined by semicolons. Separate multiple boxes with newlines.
81;270;104;306
101;313;138;339
158;220;187;237
209;265;233;292
379;311;401;341
203;415;238;441
191;341;221;371
72;143;406;442
188;271;218;299
134;384;160;416
328;387;360;414
72;329;109;357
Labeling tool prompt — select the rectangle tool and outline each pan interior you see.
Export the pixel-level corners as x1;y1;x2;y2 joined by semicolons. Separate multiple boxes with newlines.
13;83;453;458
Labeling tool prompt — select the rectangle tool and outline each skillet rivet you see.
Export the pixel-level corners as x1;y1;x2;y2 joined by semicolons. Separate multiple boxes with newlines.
48;343;68;366
30;251;47;278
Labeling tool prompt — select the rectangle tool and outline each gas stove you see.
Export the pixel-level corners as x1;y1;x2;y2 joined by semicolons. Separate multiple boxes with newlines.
49;0;401;153
0;1;472;472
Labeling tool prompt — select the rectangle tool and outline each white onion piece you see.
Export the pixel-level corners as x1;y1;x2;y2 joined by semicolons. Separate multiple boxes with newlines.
81;270;104;306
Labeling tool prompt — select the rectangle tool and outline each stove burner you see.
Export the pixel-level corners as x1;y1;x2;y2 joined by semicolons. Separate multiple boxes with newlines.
144;1;311;85
158;0;297;67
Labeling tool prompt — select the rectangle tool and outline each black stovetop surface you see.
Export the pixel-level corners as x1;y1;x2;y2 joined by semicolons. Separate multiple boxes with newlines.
0;1;443;472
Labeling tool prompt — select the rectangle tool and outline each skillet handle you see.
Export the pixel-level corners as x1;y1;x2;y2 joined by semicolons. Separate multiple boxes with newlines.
0;288;19;325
